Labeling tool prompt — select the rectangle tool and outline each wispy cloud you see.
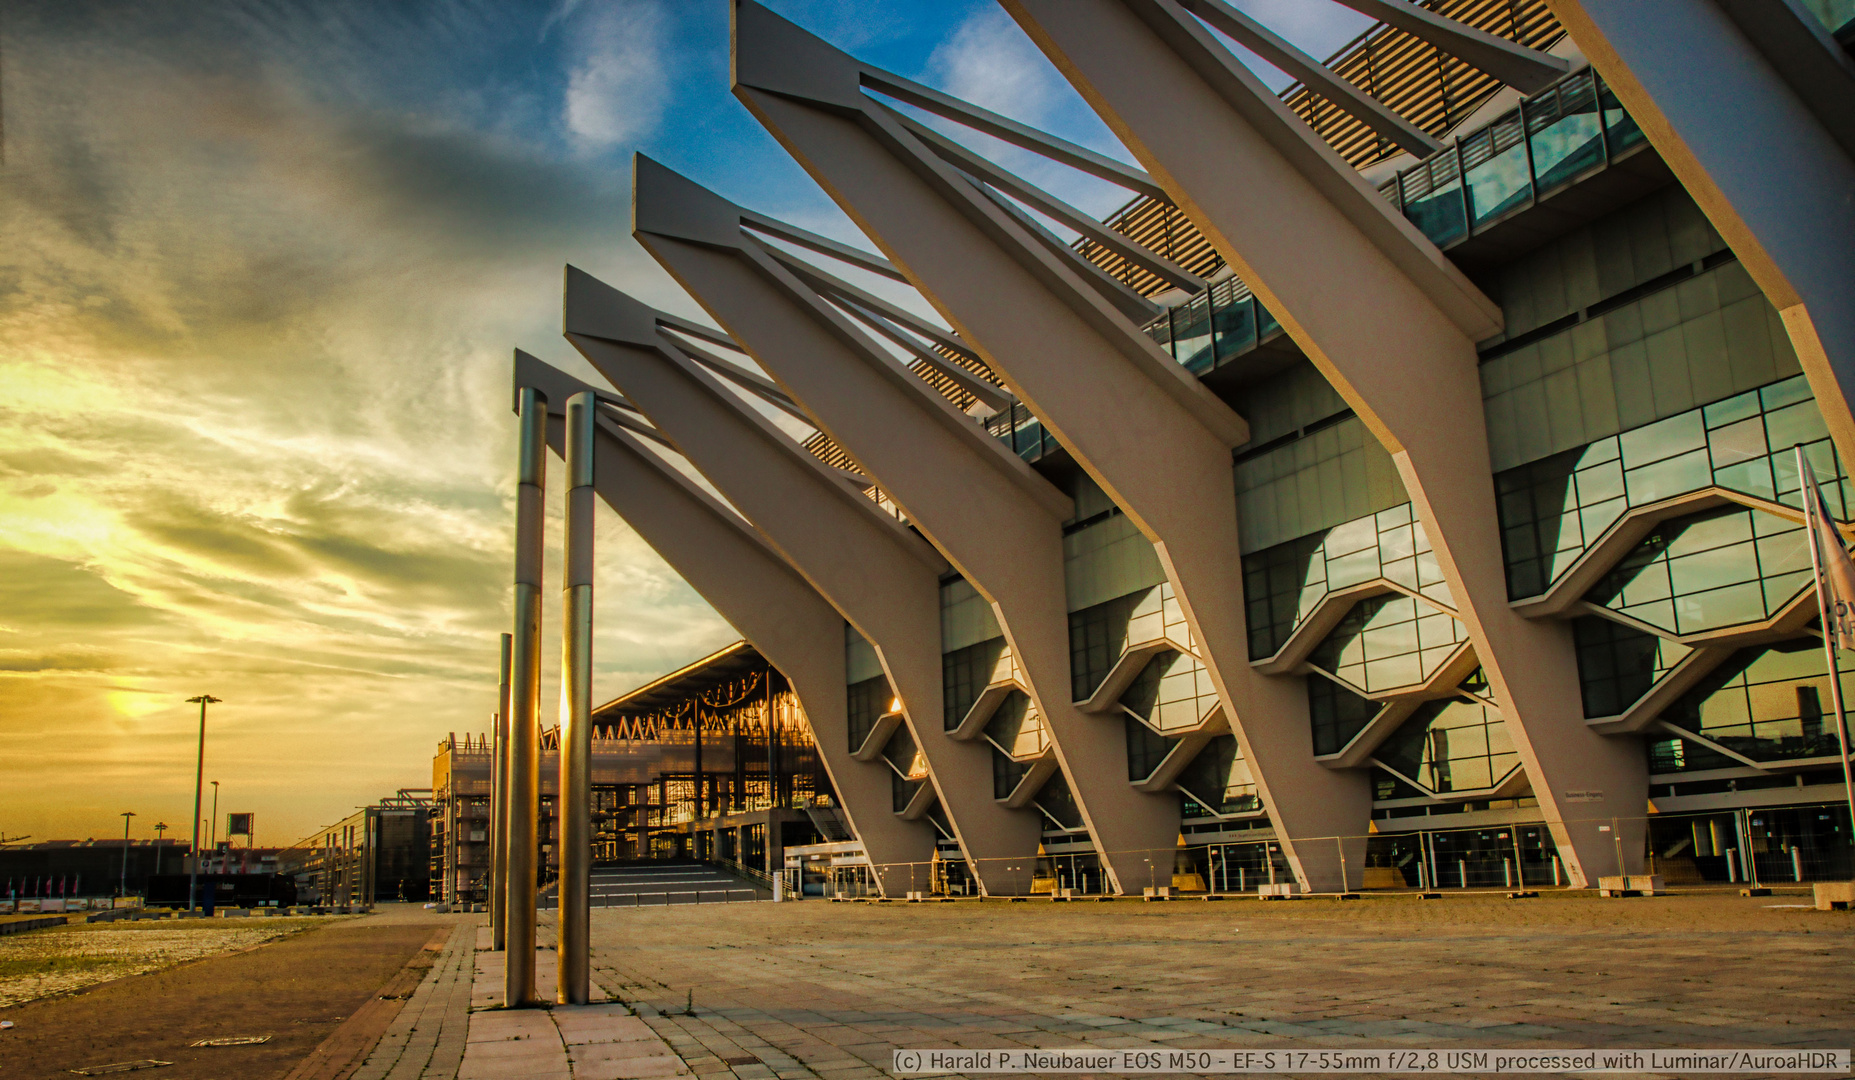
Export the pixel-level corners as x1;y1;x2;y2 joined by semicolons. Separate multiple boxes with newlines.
0;0;732;843
562;0;672;155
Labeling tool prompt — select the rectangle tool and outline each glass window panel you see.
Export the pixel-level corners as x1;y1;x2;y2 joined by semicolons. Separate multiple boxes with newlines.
1625;447;1712;504
1618;411;1706;470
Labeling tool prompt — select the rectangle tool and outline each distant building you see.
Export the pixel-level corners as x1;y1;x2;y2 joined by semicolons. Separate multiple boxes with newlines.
432;641;836;904
0;839;188;898
279;790;433;905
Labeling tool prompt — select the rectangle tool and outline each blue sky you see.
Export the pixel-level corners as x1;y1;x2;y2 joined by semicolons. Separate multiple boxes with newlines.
0;0;1369;843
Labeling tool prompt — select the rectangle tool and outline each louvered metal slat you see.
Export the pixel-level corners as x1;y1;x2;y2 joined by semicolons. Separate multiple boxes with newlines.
1074;0;1565;299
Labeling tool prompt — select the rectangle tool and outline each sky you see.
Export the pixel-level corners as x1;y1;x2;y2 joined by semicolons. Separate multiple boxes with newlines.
0;0;1369;848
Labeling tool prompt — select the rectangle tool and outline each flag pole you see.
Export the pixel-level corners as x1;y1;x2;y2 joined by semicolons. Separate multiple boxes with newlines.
1797;446;1855;855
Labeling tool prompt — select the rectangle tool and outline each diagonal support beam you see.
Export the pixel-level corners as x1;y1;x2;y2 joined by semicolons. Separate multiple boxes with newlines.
634;159;1185;895
730;0;1372;892
560;269;1044;895
1005;0;1649;886
1327;0;1570;94
510;351;933;895
1173;0;1442;158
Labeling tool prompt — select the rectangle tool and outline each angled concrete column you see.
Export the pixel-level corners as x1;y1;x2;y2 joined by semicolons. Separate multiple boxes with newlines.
513;352;933;894
1544;0;1855;466
633;158;1182;894
560;274;1044;895
730;0;1364;890
1005;0;1648;882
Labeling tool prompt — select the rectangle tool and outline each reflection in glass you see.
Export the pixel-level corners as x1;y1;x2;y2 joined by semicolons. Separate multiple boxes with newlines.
1125;716;1173;781
846;674;890;753
1177;735;1261;817
1497;374;1848;600
1243;502;1453;660
1119;648;1218;733
1307;592;1469;695
1585;506;1811;636
942;636;1007;730
1660;640;1855;763
1572;615;1692;718
982;690;1047;759
1376;697;1520;795
1308;674;1384;756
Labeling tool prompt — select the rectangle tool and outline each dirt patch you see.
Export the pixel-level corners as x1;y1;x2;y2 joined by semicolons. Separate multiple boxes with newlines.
0;911;450;1079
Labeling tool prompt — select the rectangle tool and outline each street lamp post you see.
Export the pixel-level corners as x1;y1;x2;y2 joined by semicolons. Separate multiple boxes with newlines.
119;812;137;898
208;781;220;874
185;694;221;912
153;822;168;877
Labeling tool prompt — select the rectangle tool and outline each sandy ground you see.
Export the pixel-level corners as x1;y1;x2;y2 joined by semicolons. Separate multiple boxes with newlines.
0;907;449;1079
0;918;324;1008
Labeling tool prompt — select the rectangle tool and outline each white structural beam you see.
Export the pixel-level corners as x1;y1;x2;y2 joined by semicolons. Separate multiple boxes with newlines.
1004;0;1649;884
512;351;933;895
1327;0;1570;94
559;273;1044;895
1543;0;1855;472
633;157;1184;894
731;0;1369;892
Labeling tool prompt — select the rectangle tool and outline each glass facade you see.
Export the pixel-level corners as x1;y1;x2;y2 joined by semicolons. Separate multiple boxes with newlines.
1307;593;1470;696
1233;415;1407;555
1571;615;1692;718
982;689;1047;760
991;746;1028;800
1497;374;1848;599
884;726;927;812
1244;503;1452;660
846;674;890;754
1176;735;1261;817
1034;773;1084;830
1124;715;1172;782
1659;640;1855;764
1118;648;1218;733
942;636;1008;731
1068;590;1151;701
1376;697;1520;795
1308;673;1383;756
1585;506;1812;636
1482;252;1803;477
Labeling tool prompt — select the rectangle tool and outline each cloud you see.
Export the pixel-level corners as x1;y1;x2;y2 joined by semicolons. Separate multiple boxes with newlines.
0;0;734;844
924;6;1061;126
562;0;672;154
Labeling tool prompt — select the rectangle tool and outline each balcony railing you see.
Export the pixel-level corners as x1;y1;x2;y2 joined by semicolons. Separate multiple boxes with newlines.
1378;65;1646;249
989;66;1646;466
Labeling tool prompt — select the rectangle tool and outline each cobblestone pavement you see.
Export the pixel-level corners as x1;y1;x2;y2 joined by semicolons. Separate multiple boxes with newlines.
575;891;1852;1080
352;917;476;1080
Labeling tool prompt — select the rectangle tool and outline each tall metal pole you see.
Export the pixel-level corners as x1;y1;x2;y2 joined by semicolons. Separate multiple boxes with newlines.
208;781;219;874
558;390;596;1006
491;633;512;949
184;694;219;912
505;385;546;1008
1799;448;1855;850
119;812;135;897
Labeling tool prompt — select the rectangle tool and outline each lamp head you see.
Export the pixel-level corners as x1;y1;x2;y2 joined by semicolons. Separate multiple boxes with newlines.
185;695;223;705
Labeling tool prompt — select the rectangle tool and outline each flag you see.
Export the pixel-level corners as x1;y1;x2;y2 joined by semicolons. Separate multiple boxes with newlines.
1801;452;1855;651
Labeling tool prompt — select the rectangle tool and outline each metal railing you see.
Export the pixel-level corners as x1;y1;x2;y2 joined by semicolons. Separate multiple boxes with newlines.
1378;65;1647;250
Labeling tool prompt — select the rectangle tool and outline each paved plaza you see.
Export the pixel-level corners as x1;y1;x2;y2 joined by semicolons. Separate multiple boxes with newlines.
569;891;1851;1080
